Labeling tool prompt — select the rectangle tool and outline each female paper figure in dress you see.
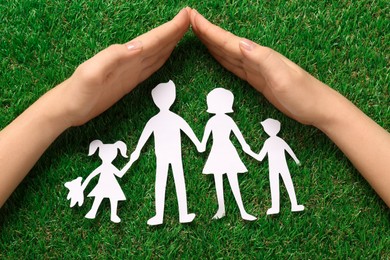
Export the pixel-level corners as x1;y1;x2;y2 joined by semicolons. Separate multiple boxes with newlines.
65;140;129;223
200;88;256;221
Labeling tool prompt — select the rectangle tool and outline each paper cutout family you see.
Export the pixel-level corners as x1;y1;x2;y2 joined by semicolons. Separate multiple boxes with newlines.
65;80;304;224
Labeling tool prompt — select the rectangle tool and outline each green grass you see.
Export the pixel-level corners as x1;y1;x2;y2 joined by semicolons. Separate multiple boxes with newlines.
1;0;389;258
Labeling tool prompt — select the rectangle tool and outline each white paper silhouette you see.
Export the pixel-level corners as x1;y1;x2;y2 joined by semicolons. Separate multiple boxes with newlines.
199;88;256;221
64;177;84;207
124;80;202;226
65;140;130;223
254;118;304;215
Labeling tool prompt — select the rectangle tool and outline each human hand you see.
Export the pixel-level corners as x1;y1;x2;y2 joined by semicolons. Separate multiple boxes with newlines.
190;10;390;209
190;9;341;127
56;8;190;127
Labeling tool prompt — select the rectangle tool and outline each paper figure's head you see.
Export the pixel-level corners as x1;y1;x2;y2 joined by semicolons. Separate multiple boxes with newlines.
151;80;176;110
88;140;128;163
261;118;281;136
206;88;234;114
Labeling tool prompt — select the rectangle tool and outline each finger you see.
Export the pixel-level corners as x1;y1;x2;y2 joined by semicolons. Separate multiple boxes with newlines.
136;33;186;79
84;8;190;80
111;8;191;91
141;46;173;70
131;8;190;58
210;51;247;80
138;52;172;83
75;43;143;86
119;35;181;85
238;39;278;73
208;49;244;71
191;9;242;60
239;39;298;74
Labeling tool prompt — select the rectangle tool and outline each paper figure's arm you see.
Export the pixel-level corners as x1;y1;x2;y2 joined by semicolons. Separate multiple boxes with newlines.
178;117;202;148
190;10;390;206
200;120;212;151
282;140;300;165
131;118;155;158
230;119;254;156
81;167;101;190
257;143;268;162
118;153;137;177
120;121;154;177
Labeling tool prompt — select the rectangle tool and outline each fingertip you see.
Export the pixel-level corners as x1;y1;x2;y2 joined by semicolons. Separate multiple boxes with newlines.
191;9;212;35
184;6;191;14
180;6;190;18
191;8;198;15
174;7;190;29
183;7;190;19
190;9;198;31
193;9;207;25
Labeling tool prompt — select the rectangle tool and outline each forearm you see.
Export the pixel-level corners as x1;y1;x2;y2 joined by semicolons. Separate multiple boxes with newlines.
0;83;71;207
315;89;390;207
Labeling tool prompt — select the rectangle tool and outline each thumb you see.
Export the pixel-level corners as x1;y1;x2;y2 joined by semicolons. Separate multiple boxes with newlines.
78;41;143;83
239;38;276;73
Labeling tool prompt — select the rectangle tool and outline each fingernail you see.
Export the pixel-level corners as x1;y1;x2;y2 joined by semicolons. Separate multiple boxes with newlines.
240;38;255;51
126;41;142;51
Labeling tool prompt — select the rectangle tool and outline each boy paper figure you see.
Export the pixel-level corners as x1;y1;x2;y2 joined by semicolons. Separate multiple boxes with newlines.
255;118;304;215
128;80;202;226
65;140;129;223
200;88;256;221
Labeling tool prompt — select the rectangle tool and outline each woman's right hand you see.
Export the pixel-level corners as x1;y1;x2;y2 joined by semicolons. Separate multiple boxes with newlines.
190;9;390;207
190;9;343;128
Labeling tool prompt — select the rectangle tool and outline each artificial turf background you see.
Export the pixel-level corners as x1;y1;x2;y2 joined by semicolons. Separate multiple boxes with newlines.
1;0;389;258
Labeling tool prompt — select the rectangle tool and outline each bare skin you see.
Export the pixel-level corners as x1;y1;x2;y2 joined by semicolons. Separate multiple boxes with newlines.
190;9;390;207
0;8;191;207
1;7;389;209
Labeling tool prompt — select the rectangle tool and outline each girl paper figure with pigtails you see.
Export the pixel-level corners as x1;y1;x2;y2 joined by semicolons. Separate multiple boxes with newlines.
199;88;256;221
65;140;133;223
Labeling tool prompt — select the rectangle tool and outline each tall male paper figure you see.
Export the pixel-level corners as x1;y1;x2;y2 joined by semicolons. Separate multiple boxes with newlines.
125;80;202;226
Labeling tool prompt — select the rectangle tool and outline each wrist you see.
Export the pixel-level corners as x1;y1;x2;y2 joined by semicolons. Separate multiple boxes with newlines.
313;87;357;135
33;82;73;135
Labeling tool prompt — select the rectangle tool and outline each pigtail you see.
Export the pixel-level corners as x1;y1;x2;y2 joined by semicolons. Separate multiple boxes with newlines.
88;140;103;156
114;141;128;158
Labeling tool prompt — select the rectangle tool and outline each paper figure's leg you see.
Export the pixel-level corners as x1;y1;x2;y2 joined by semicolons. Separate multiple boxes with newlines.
280;170;304;212
85;197;103;219
227;172;257;221
212;174;226;219
109;199;121;223
147;159;169;226
267;170;280;215
171;161;195;224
